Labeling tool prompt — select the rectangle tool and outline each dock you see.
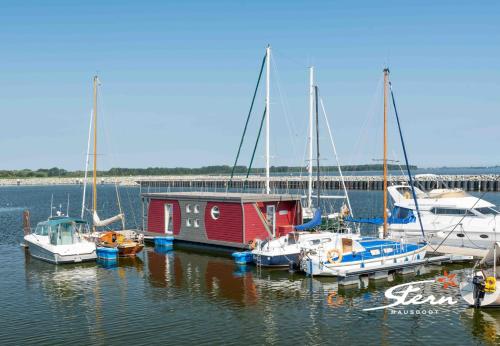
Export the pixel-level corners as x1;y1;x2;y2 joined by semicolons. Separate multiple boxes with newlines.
320;254;473;286
137;174;500;192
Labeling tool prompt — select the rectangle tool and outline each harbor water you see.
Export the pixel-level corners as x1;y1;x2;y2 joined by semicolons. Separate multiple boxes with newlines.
2;185;500;345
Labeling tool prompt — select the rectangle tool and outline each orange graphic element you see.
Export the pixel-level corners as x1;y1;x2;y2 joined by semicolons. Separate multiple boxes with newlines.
327;291;344;307
436;271;457;289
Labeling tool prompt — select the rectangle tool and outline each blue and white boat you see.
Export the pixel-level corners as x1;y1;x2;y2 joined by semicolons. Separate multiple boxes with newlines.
300;68;429;276
300;237;427;276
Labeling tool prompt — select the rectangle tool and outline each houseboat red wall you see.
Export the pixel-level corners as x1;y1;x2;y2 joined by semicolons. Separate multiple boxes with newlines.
147;199;181;235
204;202;244;243
243;201;300;243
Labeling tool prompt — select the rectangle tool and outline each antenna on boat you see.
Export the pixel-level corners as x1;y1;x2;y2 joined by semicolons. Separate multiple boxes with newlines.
383;68;389;238
265;44;271;194
307;66;314;209
66;194;70;216
50;194;54;217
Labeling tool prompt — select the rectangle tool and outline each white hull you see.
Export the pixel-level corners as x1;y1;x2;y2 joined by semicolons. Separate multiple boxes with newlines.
24;235;96;264
460;281;500;308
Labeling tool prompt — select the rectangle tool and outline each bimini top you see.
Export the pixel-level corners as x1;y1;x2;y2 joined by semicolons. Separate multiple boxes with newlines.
141;191;301;203
42;216;89;226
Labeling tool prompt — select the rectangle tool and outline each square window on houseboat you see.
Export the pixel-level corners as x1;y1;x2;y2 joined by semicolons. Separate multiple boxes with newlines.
186;204;192;213
194;219;199;228
186;218;192;227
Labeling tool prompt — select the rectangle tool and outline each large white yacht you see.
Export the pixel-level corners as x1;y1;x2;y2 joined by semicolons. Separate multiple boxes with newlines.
386;181;499;250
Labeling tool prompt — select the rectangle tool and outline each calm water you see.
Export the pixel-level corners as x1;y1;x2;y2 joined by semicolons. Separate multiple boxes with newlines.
2;186;500;345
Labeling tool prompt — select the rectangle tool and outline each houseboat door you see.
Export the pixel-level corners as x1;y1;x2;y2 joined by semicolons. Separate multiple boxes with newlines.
164;204;173;234
266;205;276;237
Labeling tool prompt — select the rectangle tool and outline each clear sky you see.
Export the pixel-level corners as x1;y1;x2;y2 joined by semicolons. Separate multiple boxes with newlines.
1;0;499;170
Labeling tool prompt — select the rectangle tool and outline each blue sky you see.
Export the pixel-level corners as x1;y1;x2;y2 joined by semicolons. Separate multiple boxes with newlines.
1;0;499;170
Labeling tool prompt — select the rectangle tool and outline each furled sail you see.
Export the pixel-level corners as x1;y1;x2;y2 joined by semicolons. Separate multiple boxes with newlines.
295;209;322;231
93;211;124;227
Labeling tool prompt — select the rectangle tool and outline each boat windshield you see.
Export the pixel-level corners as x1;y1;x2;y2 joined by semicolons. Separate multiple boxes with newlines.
474;207;500;216
34;223;49;236
49;222;79;245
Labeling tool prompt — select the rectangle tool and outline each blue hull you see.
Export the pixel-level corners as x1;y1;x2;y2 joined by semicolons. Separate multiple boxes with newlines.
253;253;300;267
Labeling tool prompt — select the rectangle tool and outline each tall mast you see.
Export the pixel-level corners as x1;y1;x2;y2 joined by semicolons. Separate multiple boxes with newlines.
307;66;314;208
81;109;93;219
383;68;389;237
92;75;98;228
315;86;320;207
265;45;271;194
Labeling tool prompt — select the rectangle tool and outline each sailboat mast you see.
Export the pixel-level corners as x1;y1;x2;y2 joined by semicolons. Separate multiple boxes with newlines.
92;75;98;227
81;109;93;219
315;85;320;207
383;68;390;237
265;45;271;194
307;66;314;208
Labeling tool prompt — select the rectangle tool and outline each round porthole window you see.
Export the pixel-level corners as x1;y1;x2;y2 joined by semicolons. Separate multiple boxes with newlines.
456;233;465;238
480;234;489;239
211;206;220;220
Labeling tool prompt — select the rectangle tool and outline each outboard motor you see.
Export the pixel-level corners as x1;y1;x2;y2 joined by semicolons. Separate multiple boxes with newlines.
472;275;486;308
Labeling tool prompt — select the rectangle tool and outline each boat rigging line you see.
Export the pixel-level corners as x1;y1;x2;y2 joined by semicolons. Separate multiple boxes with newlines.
230;53;266;182
388;72;425;240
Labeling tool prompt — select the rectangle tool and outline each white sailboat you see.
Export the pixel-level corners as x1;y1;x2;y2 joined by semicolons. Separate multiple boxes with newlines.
301;68;427;276
251;67;357;267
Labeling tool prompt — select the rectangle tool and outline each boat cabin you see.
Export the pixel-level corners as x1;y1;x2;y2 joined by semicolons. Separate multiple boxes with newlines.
34;217;90;246
141;192;302;249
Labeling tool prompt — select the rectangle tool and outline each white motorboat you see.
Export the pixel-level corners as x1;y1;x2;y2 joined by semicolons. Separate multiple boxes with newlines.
460;242;500;308
24;216;97;264
386;181;500;249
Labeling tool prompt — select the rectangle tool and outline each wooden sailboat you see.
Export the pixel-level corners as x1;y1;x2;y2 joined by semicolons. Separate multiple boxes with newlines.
89;75;144;257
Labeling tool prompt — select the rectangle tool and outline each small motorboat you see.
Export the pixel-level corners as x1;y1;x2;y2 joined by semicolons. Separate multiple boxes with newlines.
460;242;500;308
97;230;144;257
300;237;427;276
24;215;97;264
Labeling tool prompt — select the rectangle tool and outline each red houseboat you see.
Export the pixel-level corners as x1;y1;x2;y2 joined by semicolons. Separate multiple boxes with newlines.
141;192;302;249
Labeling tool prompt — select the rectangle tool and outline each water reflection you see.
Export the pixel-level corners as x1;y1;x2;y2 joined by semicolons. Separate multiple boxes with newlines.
147;246;258;305
461;309;500;345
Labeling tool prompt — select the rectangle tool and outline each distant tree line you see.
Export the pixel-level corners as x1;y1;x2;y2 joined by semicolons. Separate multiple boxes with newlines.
0;164;416;178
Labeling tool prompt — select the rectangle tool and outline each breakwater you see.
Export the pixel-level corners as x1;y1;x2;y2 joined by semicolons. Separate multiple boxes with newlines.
2;174;500;191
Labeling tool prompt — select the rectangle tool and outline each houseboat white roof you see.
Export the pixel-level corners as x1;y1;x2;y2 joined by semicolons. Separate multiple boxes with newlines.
141;191;301;203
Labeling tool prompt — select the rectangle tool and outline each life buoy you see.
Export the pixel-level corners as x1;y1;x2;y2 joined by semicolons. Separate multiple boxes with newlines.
485;276;496;293
248;239;258;250
327;248;343;264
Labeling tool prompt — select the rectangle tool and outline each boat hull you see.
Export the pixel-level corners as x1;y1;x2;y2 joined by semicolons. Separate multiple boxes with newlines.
118;243;144;257
460;281;500;308
24;238;97;264
302;245;427;276
252;253;300;267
